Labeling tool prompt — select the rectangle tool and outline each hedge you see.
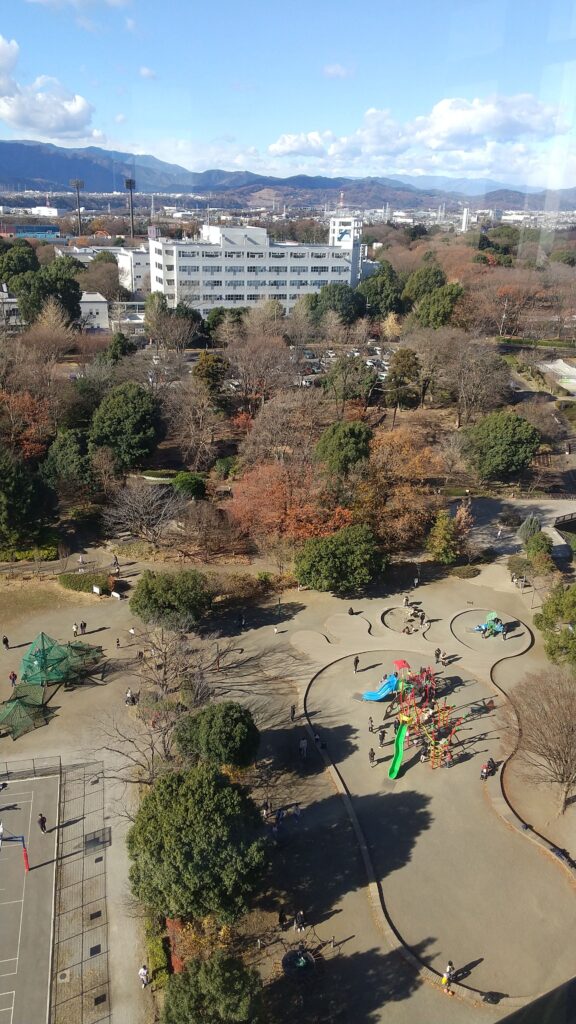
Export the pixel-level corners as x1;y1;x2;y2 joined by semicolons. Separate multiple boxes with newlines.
141;469;178;479
0;543;59;563
59;571;112;595
450;565;481;579
144;918;170;991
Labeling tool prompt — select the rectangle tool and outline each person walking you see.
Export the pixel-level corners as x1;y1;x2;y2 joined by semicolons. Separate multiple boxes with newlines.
116;638;120;649
72;623;78;638
353;655;360;674
290;704;296;722
440;650;448;668
274;625;278;635
138;965;149;989
299;737;308;760
368;716;374;733
403;595;410;607
368;748;376;768
129;626;135;638
413;576;419;588
293;803;301;823
378;726;386;749
294;910;306;934
278;906;287;931
442;960;455;995
81;621;87;636
37;813;47;835
393;719;400;735
434;648;441;665
8;671;16;688
1;636;8;652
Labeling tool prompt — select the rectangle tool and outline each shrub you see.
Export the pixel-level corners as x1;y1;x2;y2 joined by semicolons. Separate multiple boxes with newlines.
507;554;531;577
450;565;481;579
0;542;58;562
145;918;170;992
214;456;237;480
59;571;111;595
130;569;211;629
211;572;270;608
525;531;553;558
172;471;206;499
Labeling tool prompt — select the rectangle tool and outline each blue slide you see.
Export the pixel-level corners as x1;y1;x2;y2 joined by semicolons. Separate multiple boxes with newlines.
362;673;399;702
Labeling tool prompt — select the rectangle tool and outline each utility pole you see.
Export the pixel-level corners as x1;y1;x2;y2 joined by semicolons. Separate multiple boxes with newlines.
124;177;136;239
69;178;84;237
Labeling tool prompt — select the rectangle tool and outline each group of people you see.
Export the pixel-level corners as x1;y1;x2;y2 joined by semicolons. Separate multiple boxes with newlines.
402;598;430;634
72;622;88;637
434;648;449;667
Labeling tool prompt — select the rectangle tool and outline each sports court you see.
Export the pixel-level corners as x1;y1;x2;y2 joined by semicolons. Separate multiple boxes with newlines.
0;775;59;1024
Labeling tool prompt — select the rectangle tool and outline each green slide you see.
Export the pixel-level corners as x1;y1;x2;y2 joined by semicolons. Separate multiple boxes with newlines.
388;723;408;780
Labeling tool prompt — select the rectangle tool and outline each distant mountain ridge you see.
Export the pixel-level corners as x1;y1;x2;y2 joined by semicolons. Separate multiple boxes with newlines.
0;139;573;211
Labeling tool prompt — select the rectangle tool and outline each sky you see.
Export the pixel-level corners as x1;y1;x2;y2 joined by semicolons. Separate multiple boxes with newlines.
1;0;576;186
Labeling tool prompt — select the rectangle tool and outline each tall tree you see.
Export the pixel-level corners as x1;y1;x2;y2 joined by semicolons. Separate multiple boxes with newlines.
465;411;541;480
311;282;366;324
357;260;402;316
295;524;379;594
175;702;260;768
162;953;262;1024
127;766;266;922
89;382;164;470
315;420;372;477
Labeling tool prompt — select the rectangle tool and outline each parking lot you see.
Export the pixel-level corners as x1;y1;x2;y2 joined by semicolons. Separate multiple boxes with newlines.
0;775;59;1024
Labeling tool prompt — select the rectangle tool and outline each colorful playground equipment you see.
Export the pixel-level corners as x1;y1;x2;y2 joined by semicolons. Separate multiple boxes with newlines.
362;671;400;702
384;665;462;779
472;611;506;638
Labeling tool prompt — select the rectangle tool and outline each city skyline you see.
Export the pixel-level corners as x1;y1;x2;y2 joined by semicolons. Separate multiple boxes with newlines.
1;0;576;187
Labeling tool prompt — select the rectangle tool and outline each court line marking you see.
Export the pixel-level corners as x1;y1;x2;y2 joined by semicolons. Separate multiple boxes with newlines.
0;901;23;907
46;771;61;1024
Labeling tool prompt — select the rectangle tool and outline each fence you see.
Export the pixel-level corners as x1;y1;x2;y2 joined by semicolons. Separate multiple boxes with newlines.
0;755;61;781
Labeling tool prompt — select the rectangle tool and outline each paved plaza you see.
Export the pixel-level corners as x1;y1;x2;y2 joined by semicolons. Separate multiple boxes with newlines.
0;527;574;1021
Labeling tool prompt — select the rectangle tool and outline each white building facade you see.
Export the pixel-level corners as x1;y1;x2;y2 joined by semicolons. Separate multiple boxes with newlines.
116;248;150;293
149;217;363;314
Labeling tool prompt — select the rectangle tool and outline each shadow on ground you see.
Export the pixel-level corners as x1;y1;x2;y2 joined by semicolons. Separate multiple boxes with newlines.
263;939;434;1024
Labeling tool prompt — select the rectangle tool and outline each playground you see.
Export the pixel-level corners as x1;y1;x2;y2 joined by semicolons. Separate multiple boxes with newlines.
0;773;59;1024
295;598;576;1000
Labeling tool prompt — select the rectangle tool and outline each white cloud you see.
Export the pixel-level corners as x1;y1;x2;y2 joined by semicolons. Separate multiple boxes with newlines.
125;16;136;31
114;112;126;123
266;93;567;184
139;66;157;80
322;63;352;79
0;33;94;138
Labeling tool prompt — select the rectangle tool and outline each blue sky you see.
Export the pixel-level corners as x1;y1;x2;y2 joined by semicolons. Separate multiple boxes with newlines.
1;0;576;185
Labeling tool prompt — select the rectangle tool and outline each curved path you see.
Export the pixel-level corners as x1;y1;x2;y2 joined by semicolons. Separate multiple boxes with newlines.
292;604;576;1001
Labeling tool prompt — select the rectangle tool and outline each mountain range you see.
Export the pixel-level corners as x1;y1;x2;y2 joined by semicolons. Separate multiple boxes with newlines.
0;140;574;211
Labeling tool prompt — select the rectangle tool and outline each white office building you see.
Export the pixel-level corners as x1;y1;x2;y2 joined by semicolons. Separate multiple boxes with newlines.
116;248;150;293
149;216;364;314
80;291;109;330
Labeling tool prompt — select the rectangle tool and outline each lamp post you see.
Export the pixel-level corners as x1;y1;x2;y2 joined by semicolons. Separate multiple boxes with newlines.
69;178;84;237
125;178;136;239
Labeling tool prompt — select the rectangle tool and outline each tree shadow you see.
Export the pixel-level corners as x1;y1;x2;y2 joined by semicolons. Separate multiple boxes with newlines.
263;939;434;1024
258;723;359;780
254;789;432;931
209;602;307;637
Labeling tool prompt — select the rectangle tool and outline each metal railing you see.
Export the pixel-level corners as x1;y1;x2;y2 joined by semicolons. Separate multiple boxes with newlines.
0;756;61;781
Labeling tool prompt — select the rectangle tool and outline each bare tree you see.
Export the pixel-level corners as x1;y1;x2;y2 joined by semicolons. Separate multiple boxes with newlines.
104;479;187;546
227;331;293;413
501;667;576;814
163;378;220;468
239;390;329;469
96;709;179;796
134;625;215;704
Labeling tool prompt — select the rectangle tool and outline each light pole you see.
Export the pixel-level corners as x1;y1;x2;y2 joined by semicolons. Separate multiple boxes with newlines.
69;178;84;237
125;177;136;239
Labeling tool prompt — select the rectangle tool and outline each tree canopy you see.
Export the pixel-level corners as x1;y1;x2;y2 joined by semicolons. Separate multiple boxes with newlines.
130;569;212;630
315;420;372;477
402;260;446;307
465;411;541;480
175;702;260;768
357;261;402;316
0;446;54;545
295;524;379;594
127;765;266;922
89;383;164;470
10;257;82;323
310;282;366;324
162;952;262;1024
